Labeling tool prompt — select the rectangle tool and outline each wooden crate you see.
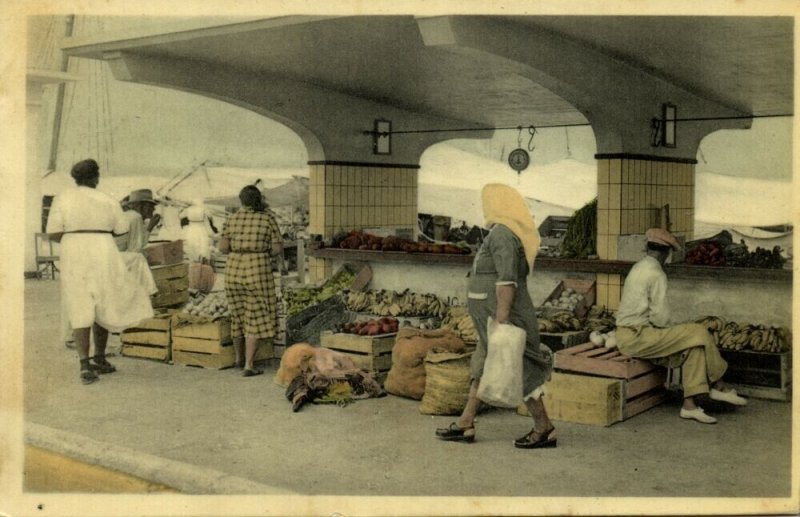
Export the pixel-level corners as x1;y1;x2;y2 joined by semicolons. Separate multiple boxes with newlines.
151;262;190;308
320;331;395;376
542;278;596;319
143;240;184;266
540;330;590;352
719;349;792;401
521;342;668;425
517;369;667;426
120;313;173;362
172;319;275;368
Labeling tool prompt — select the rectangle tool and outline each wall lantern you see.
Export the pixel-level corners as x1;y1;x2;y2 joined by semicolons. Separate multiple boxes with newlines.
651;103;677;148
662;103;677;148
373;119;391;155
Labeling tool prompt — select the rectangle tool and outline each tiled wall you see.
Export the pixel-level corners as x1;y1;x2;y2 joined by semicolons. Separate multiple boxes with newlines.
307;162;419;283
595;156;696;310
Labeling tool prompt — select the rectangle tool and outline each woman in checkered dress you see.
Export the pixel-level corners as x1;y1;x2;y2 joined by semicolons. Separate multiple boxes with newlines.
220;186;283;376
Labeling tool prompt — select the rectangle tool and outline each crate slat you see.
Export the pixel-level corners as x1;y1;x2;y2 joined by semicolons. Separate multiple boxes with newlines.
625;369;667;399
120;330;169;347
622;389;668;420
121;343;170;361
555;343;659;380
172;320;231;342
319;331;395;355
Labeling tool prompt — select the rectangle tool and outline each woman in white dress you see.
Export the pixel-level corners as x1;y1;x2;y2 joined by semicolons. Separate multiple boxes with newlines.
47;159;154;384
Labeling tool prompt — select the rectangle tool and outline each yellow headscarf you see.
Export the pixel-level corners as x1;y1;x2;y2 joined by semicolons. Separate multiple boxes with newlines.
481;183;541;270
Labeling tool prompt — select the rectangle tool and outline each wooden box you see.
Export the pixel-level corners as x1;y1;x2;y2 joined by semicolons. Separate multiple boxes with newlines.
143;240;184;266
171;318;274;368
542;278;596;319
320;331;395;376
719;349;792;401
521;342;668;425
150;262;190;308
518;369;667;426
539;330;590;352
120;313;173;362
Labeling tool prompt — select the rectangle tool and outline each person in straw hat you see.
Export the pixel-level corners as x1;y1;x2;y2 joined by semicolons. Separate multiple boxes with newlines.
436;183;556;449
614;227;747;424
117;188;161;253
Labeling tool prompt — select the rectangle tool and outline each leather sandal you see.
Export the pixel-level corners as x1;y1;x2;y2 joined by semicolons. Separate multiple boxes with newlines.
80;369;99;385
435;422;475;443
90;356;116;374
242;368;264;378
514;427;557;449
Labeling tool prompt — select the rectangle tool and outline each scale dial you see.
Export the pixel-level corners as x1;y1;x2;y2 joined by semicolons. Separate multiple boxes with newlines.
508;148;530;172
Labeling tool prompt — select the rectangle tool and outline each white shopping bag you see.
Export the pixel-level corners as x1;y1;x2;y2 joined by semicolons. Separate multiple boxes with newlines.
476;317;525;408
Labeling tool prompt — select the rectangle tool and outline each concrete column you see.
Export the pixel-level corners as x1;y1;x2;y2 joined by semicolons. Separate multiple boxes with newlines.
306;161;419;283
594;154;697;310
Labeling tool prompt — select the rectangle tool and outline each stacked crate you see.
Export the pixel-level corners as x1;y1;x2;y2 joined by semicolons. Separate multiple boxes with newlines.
519;342;666;426
150;262;190;309
120;311;174;361
171;317;273;369
320;331;395;383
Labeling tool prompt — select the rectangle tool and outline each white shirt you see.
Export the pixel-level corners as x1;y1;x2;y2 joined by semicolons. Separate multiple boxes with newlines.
115;210;148;252
46;186;127;235
614;255;670;328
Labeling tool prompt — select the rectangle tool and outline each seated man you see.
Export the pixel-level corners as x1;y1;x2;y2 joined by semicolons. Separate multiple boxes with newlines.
614;228;746;424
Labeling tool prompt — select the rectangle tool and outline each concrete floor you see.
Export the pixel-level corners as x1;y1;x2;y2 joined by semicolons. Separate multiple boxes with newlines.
16;279;798;515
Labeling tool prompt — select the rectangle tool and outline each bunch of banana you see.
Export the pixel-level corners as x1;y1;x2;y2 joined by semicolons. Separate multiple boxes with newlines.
538;310;583;333
344;289;449;318
695;316;792;353
584;306;616;333
440;305;479;343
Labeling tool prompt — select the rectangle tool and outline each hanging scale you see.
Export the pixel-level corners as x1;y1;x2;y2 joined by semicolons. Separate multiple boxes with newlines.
508;125;535;173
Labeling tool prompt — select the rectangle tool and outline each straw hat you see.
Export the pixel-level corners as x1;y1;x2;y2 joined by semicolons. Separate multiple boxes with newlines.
645;227;682;250
125;189;158;206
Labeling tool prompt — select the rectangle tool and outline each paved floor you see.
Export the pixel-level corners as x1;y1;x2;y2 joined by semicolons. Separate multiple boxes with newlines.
16;279;798;514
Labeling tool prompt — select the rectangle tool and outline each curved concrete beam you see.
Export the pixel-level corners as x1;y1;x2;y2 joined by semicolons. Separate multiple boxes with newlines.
102;51;491;164
418;16;752;157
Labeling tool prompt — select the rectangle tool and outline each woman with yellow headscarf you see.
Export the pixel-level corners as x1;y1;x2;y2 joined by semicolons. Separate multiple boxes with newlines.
436;183;556;449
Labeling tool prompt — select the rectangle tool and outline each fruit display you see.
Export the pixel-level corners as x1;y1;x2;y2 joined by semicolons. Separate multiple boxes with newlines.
440;305;479;343
284;267;357;316
695;316;792;352
333;230;471;255
541;287;585;312
341;317;399;336
344;289;449;318
538;310;583;333
584;306;617;334
181;290;230;319
686;231;787;269
559;198;597;259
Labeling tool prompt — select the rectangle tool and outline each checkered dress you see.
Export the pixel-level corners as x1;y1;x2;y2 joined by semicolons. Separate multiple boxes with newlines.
222;207;282;339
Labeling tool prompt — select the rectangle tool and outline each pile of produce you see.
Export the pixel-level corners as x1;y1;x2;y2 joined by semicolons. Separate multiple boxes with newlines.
538;310;583;333
560;198;597;259
344;289;449;318
181;290;230;319
686;231;786;269
685;242;726;266
541;287;585;312
584;306;617;334
696;316;791;353
333;230;471;255
283;267;357;316
440;305;479;343
341;317;399;336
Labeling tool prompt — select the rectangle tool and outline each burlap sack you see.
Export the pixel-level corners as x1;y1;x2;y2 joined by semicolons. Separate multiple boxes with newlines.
384;328;465;400
419;350;472;415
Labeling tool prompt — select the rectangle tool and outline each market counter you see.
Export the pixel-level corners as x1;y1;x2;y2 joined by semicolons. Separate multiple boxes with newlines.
309;246;792;282
308;246;793;328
